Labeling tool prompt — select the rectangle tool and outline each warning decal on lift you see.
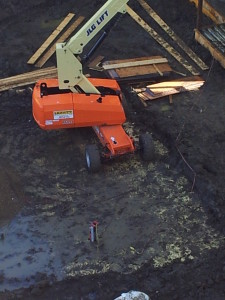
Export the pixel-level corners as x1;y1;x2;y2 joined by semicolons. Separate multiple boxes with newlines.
53;110;73;120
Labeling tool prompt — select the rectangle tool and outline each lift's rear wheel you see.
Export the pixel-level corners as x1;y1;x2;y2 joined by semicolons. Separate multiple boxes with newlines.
139;133;155;161
85;145;101;172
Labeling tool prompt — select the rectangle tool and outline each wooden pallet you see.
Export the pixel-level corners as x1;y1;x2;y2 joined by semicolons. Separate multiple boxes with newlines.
190;0;225;69
103;56;172;81
195;28;225;68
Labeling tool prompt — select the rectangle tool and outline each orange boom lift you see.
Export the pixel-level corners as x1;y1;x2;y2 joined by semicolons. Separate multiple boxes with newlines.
32;0;154;172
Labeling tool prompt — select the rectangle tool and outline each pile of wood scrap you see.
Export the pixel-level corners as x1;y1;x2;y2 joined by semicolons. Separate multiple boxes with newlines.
133;76;205;102
0;67;57;92
101;56;172;82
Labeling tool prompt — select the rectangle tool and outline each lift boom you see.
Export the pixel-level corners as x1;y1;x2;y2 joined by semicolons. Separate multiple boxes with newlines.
56;0;129;94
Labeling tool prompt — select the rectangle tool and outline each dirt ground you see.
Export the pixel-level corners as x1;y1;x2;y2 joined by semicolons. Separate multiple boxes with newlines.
0;0;225;299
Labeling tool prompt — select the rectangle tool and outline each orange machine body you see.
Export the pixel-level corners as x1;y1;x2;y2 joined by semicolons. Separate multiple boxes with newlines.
33;78;126;130
32;77;135;157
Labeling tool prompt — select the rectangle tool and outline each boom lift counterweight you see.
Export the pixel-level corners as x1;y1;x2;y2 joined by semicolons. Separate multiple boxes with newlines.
32;0;155;172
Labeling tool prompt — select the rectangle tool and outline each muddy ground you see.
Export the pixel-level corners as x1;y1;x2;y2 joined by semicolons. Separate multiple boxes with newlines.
0;0;225;299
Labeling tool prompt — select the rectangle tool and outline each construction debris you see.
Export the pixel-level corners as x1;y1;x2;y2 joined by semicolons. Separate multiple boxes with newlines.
137;0;208;71
127;5;200;76
0;67;57;92
88;55;105;71
133;76;205;101
103;57;168;70
102;56;172;82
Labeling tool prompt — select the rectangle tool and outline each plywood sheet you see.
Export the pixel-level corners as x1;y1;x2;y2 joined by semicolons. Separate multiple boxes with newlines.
103;56;172;80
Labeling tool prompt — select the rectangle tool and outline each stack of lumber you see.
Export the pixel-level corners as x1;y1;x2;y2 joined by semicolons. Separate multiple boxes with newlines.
102;56;172;82
133;76;205;101
0;67;57;92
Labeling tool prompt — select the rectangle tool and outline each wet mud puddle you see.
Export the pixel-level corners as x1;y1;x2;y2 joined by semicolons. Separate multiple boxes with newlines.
0;136;224;291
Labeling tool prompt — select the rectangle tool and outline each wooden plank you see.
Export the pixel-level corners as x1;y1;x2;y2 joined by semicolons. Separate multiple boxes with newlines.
134;76;205;101
147;81;204;95
88;55;105;71
0;67;57;92
35;16;85;68
0;67;57;85
102;57;168;70
138;0;208;71
115;63;171;78
153;63;163;76
195;29;225;68
189;0;225;24
27;13;75;65
127;6;200;76
103;56;172;80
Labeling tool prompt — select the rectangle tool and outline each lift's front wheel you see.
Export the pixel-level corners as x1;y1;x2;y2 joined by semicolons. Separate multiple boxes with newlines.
139;134;155;161
85;145;101;172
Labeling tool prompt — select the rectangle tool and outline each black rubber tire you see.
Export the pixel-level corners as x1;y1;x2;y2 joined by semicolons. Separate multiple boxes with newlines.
85;145;101;172
139;134;155;161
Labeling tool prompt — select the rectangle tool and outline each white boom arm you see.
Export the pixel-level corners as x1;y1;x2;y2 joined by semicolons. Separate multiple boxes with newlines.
56;0;129;94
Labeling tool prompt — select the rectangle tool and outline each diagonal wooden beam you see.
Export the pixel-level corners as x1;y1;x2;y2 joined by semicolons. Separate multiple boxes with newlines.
127;5;200;75
27;13;75;65
137;0;208;70
35;16;85;68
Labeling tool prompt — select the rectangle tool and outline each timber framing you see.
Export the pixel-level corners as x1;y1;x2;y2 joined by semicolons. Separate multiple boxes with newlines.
195;29;225;68
138;0;208;70
127;6;200;76
190;0;225;69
